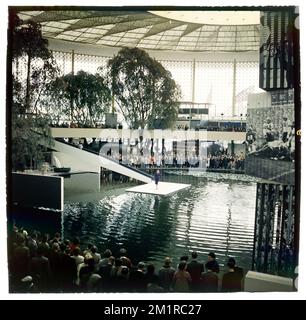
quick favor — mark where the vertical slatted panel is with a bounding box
[253,182,296,276]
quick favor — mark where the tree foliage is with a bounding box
[108,47,181,129]
[11,13,57,170]
[48,70,111,126]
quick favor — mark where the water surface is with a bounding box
[63,173,256,271]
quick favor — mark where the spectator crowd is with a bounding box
[8,225,245,293]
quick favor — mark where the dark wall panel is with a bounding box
[11,173,63,211]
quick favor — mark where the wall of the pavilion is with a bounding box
[46,39,261,119]
[246,7,299,279]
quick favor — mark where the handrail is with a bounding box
[54,138,154,179]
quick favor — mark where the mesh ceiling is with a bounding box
[17,10,260,52]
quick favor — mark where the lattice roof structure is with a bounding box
[17,9,261,52]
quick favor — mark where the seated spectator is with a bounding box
[200,261,219,292]
[222,259,243,292]
[207,252,219,273]
[172,261,192,292]
[187,251,204,292]
[158,257,175,292]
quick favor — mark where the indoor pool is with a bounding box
[62,172,257,271]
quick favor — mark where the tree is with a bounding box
[12,13,58,114]
[10,12,58,170]
[48,70,111,127]
[108,47,181,129]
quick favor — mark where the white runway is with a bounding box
[126,181,191,196]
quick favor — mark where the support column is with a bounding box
[232,58,237,117]
[119,138,122,163]
[162,138,165,166]
[71,50,75,75]
[150,138,153,155]
[173,141,177,166]
[192,59,196,103]
[231,140,235,155]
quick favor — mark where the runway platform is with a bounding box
[126,181,191,196]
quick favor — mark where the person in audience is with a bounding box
[69,237,80,253]
[8,224,248,294]
[172,261,192,292]
[281,116,290,143]
[71,247,84,266]
[112,258,123,279]
[207,252,220,273]
[39,234,50,257]
[50,232,61,245]
[100,256,116,291]
[227,257,244,290]
[48,242,62,291]
[83,244,93,257]
[11,233,30,282]
[119,248,132,269]
[144,264,160,289]
[200,261,219,292]
[129,262,147,292]
[180,255,189,263]
[115,266,130,292]
[78,255,97,291]
[147,276,164,293]
[221,259,243,292]
[29,246,51,291]
[158,257,175,292]
[27,231,38,258]
[58,247,77,292]
[94,250,109,271]
[90,245,101,265]
[187,251,204,292]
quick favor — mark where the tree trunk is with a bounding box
[25,54,32,111]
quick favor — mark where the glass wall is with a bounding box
[49,50,261,117]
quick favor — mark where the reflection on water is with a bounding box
[63,173,256,271]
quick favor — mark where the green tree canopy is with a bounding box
[10,12,57,170]
[48,70,112,126]
[108,47,181,129]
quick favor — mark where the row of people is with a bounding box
[8,226,244,293]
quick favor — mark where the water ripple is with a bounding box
[63,173,256,271]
